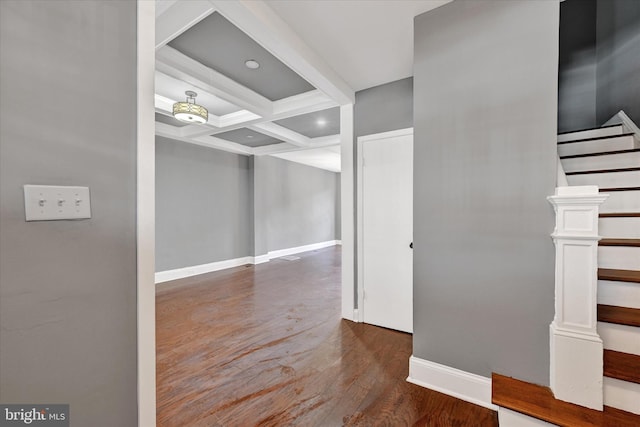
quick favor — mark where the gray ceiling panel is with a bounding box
[214,128,283,148]
[169,12,315,101]
[155,112,189,127]
[274,107,340,138]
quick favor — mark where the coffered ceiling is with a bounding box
[154,0,451,172]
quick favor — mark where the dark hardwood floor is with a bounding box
[156,246,498,426]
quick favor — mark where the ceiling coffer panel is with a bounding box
[274,107,340,138]
[169,12,315,101]
[214,128,284,148]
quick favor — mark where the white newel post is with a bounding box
[547,186,609,410]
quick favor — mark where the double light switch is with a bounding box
[24,185,91,221]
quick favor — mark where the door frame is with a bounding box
[356,127,414,323]
[137,1,156,425]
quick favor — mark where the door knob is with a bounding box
[409,242,413,249]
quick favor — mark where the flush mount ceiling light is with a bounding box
[316,118,327,127]
[245,59,260,70]
[173,91,208,124]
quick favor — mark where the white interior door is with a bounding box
[360,131,413,333]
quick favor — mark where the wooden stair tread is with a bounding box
[492,373,640,426]
[599,239,640,247]
[601,186,640,192]
[600,212,640,218]
[598,304,640,327]
[604,350,640,384]
[559,148,640,159]
[566,167,640,176]
[598,268,640,283]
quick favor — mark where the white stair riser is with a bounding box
[600,217,640,238]
[603,377,640,415]
[598,246,640,270]
[598,322,640,355]
[498,408,556,426]
[568,170,640,188]
[557,125,624,143]
[562,151,640,173]
[558,135,635,157]
[598,280,640,309]
[600,191,640,213]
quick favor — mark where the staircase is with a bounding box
[558,122,640,416]
[493,120,640,426]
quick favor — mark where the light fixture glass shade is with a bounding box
[173,91,208,124]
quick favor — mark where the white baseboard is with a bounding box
[155,256,254,284]
[498,408,555,426]
[155,240,339,284]
[253,254,270,264]
[407,356,497,411]
[268,240,338,259]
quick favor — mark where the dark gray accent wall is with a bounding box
[0,1,137,425]
[414,0,558,385]
[596,0,640,125]
[558,0,640,131]
[259,157,339,252]
[156,136,253,271]
[558,0,598,132]
[355,78,413,138]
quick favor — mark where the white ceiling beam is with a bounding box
[155,121,182,139]
[248,122,310,148]
[179,110,262,139]
[154,94,175,114]
[156,125,254,156]
[210,0,355,105]
[253,134,340,157]
[185,90,337,138]
[252,143,301,156]
[156,46,272,117]
[308,134,341,148]
[156,0,214,49]
[272,90,338,117]
[218,110,263,128]
[191,135,254,156]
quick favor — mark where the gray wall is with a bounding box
[413,0,558,385]
[596,0,640,125]
[0,1,137,425]
[156,136,253,271]
[156,139,340,270]
[257,156,339,252]
[355,77,413,138]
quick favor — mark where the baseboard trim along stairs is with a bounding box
[492,374,640,426]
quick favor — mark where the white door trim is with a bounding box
[341,104,356,321]
[357,127,414,323]
[137,1,156,425]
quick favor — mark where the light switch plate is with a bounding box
[24,185,91,221]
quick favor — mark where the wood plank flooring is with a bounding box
[156,246,498,426]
